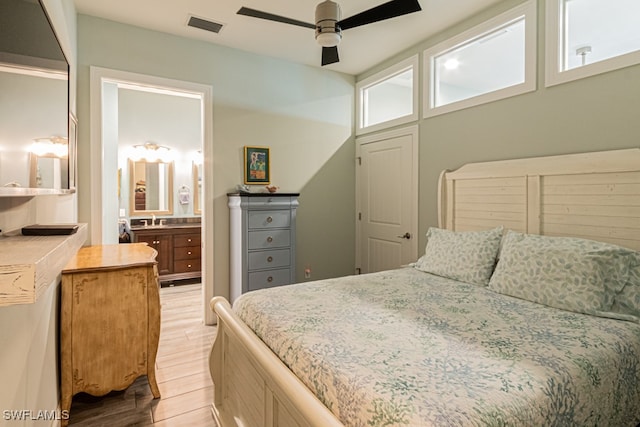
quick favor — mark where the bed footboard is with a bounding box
[209,296,343,427]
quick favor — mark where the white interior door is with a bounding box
[356,125,419,274]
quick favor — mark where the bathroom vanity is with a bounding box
[130,221,201,283]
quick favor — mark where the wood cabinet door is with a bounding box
[155,234,172,275]
[70,267,149,395]
[136,234,172,276]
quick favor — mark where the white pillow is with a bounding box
[414,226,503,286]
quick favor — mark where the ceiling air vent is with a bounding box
[187,15,224,34]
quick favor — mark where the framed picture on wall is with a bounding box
[244,146,270,184]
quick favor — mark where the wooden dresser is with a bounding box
[60,243,161,426]
[228,193,299,302]
[131,224,201,283]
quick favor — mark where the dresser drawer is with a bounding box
[174,233,201,247]
[248,249,290,271]
[174,259,201,274]
[174,245,201,261]
[248,268,291,291]
[248,196,293,209]
[248,210,290,229]
[248,229,290,250]
[228,193,298,301]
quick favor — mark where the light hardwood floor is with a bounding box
[67,283,218,426]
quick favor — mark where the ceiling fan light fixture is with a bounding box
[315,0,342,47]
[316,32,341,47]
[237,0,423,66]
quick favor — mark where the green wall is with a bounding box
[76,15,357,300]
[357,0,640,253]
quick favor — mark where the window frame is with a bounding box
[423,0,537,118]
[545,0,640,87]
[355,55,419,135]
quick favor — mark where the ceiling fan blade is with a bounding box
[338,0,421,31]
[321,46,340,66]
[237,7,316,29]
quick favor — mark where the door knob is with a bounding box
[397,232,411,239]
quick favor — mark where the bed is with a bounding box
[209,148,640,427]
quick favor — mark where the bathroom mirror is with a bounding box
[193,161,202,215]
[129,159,173,216]
[0,0,71,195]
[29,152,69,189]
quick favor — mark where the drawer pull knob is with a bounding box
[267,256,273,262]
[187,238,192,242]
[187,251,192,255]
[187,264,192,268]
[266,216,273,223]
[267,236,273,243]
[267,276,273,282]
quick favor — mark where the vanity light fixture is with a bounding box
[30,136,68,158]
[131,142,172,162]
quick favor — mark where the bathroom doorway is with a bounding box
[89,67,215,324]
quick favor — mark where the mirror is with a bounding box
[193,161,202,215]
[0,0,71,195]
[129,159,173,216]
[29,152,69,189]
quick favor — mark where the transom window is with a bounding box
[546,0,640,86]
[356,55,418,135]
[423,1,536,117]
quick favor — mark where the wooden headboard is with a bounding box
[438,149,640,251]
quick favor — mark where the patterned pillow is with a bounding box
[414,226,503,286]
[488,231,635,316]
[610,251,640,320]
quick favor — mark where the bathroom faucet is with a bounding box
[151,214,156,226]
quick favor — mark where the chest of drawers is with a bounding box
[228,193,299,302]
[60,244,161,425]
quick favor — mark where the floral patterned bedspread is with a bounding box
[233,268,640,427]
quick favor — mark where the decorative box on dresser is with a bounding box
[60,243,161,426]
[228,193,299,302]
[131,224,201,283]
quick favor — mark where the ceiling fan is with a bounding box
[237,0,422,66]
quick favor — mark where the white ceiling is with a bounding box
[73,0,504,75]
